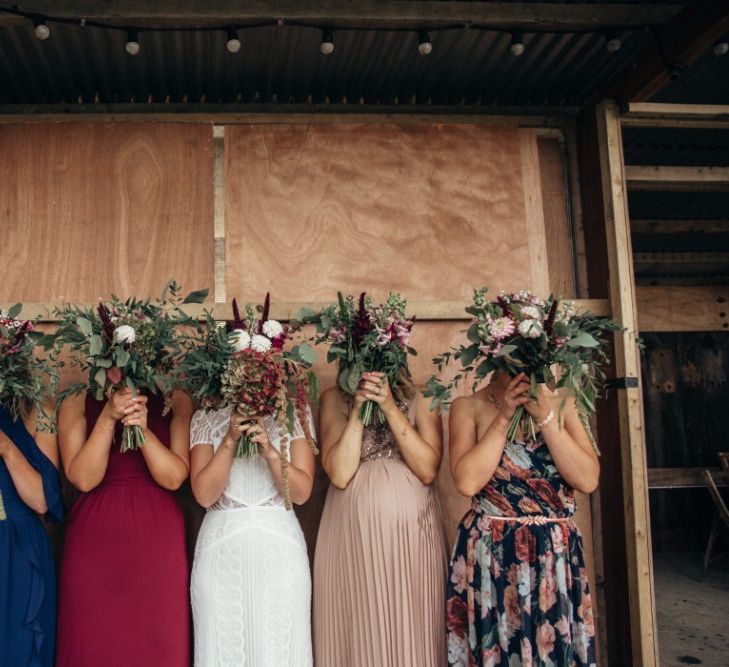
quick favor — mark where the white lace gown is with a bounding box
[190,405,314,667]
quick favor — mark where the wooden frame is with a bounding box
[626,166,729,192]
[622,103,729,129]
[648,467,728,489]
[0,2,682,30]
[596,99,657,667]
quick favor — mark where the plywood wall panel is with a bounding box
[0,123,214,302]
[225,124,546,302]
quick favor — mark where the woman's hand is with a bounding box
[120,395,148,431]
[496,373,532,420]
[356,372,397,416]
[523,382,551,423]
[221,404,253,449]
[102,388,136,421]
[243,417,275,459]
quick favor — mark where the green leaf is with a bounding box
[466,322,481,344]
[36,334,57,350]
[115,347,130,368]
[296,342,318,365]
[93,367,107,388]
[296,307,319,322]
[7,303,22,319]
[89,334,103,356]
[459,343,480,366]
[76,317,93,335]
[183,288,209,304]
[567,332,600,348]
[495,344,518,357]
[96,357,113,368]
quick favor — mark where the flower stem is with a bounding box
[235,432,258,458]
[120,424,146,453]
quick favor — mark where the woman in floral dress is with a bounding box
[447,371,599,667]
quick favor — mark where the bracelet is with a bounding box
[536,409,555,430]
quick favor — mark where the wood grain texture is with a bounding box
[0,123,214,302]
[538,136,576,298]
[225,124,545,302]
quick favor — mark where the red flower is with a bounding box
[446,596,468,639]
[107,366,123,385]
[352,292,371,343]
[483,486,518,517]
[514,525,536,562]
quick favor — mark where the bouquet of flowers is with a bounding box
[302,292,416,426]
[47,281,207,452]
[425,288,624,450]
[0,304,58,429]
[178,293,318,487]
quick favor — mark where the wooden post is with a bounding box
[582,101,659,667]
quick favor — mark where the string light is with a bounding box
[605,32,622,53]
[226,27,241,53]
[510,33,525,57]
[33,18,50,40]
[320,27,334,55]
[713,40,728,57]
[418,30,432,56]
[125,29,140,56]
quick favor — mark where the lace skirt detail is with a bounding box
[191,506,312,667]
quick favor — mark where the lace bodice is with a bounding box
[360,400,414,462]
[190,405,315,509]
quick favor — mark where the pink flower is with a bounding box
[487,316,515,341]
[107,366,123,385]
[446,596,468,639]
[450,555,469,594]
[520,637,534,667]
[503,583,522,634]
[538,556,557,612]
[481,645,501,667]
[536,621,556,661]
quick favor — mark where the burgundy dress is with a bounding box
[56,394,189,667]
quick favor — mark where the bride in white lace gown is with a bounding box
[189,404,316,667]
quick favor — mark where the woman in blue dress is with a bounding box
[0,402,63,667]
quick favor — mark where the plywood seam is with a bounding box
[213,126,226,303]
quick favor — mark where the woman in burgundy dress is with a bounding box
[56,388,192,667]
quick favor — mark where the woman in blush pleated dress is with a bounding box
[189,403,317,667]
[0,402,63,667]
[56,388,192,667]
[313,370,448,667]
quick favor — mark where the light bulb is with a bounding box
[606,33,622,53]
[320,28,334,55]
[226,28,241,53]
[126,30,140,55]
[34,20,50,40]
[714,41,729,57]
[418,30,432,56]
[510,33,525,57]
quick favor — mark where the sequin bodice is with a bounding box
[360,401,409,462]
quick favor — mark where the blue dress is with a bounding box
[0,404,63,667]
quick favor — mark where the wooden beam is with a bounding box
[6,289,729,331]
[593,0,729,104]
[631,219,729,235]
[622,103,729,129]
[648,467,727,489]
[0,105,573,127]
[594,99,659,667]
[0,299,610,323]
[634,251,729,265]
[636,286,729,332]
[626,166,729,192]
[0,2,682,30]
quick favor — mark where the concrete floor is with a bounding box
[654,551,729,667]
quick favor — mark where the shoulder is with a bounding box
[320,386,347,411]
[171,390,193,416]
[450,391,482,417]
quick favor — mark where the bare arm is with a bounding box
[59,389,138,492]
[128,391,191,491]
[450,375,532,497]
[0,409,59,514]
[190,409,243,508]
[360,373,443,485]
[528,392,600,493]
[319,387,365,490]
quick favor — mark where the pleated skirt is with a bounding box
[313,458,448,667]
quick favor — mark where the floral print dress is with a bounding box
[446,436,596,667]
